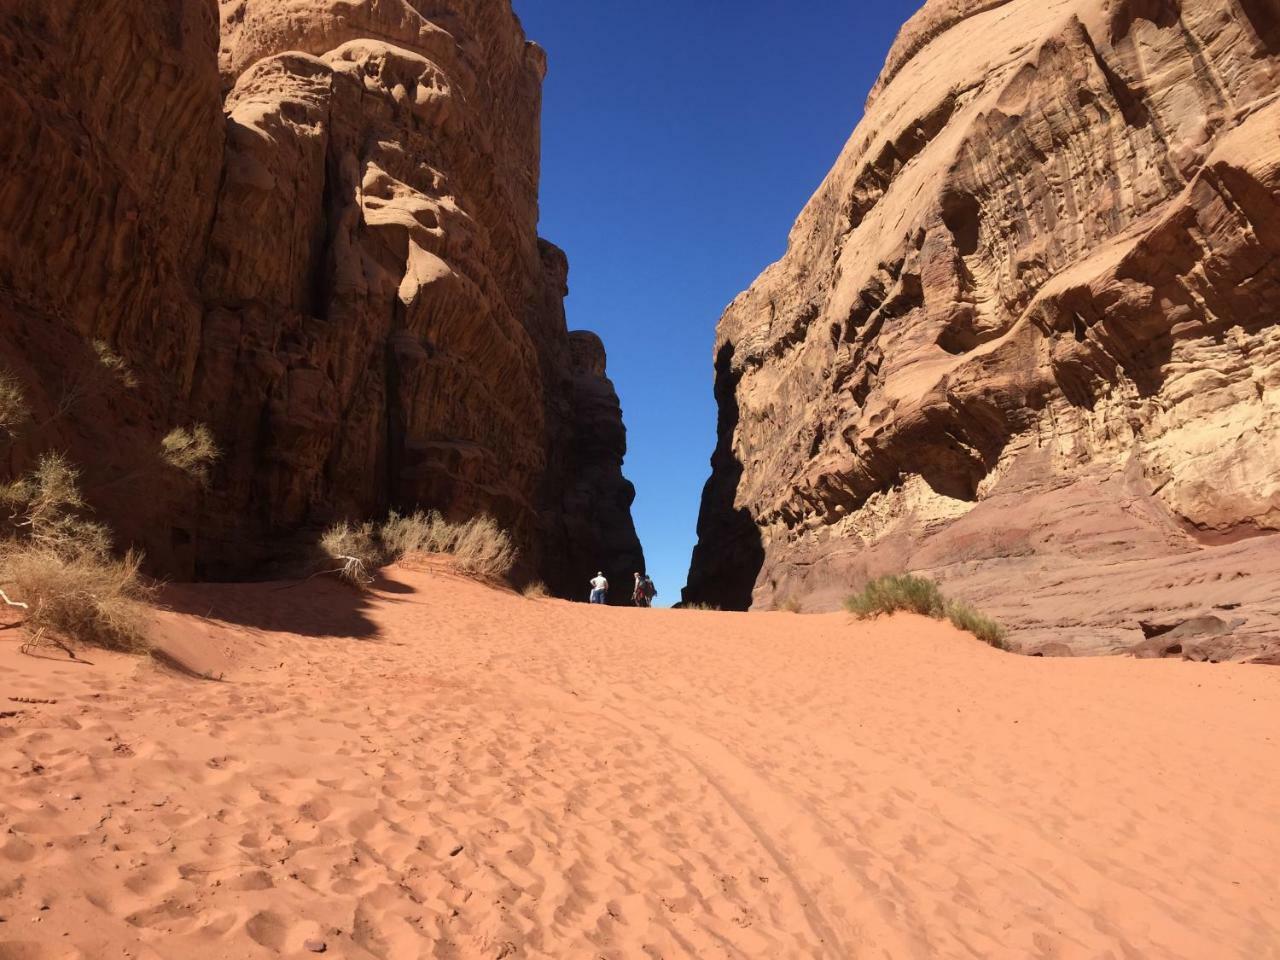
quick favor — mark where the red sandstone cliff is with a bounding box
[0,0,642,590]
[687,0,1280,659]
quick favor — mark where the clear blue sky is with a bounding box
[513,1,920,604]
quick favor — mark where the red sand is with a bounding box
[2,561,1278,959]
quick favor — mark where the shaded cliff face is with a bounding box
[687,0,1280,659]
[0,0,641,590]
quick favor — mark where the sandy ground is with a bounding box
[1,561,1278,960]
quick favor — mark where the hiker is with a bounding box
[632,572,648,608]
[643,575,657,606]
[589,571,609,604]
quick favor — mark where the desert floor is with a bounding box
[1,562,1277,959]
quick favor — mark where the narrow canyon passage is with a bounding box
[3,566,1277,959]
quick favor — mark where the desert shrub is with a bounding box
[0,371,28,438]
[318,520,382,588]
[679,602,721,612]
[161,424,220,485]
[945,601,1008,650]
[844,574,945,619]
[782,597,803,614]
[521,580,550,599]
[1,453,112,558]
[380,509,455,557]
[379,510,517,579]
[1,544,152,652]
[91,340,139,389]
[845,573,1008,649]
[320,510,519,588]
[449,516,517,578]
[0,453,151,653]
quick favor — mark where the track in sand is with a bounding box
[1,561,1278,959]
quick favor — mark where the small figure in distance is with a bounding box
[643,574,657,607]
[632,572,648,608]
[589,570,609,605]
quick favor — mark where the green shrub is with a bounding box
[945,601,1009,650]
[844,574,944,619]
[845,574,1008,650]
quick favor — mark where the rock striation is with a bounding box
[0,0,642,590]
[687,0,1280,659]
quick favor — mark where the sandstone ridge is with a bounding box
[687,0,1280,659]
[0,0,643,595]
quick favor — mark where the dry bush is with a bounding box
[319,510,519,588]
[0,544,152,652]
[845,574,1008,650]
[844,574,944,619]
[679,602,721,612]
[0,371,29,438]
[379,510,517,579]
[380,509,455,557]
[91,340,139,389]
[449,516,517,578]
[318,521,382,588]
[0,453,152,653]
[161,424,220,486]
[1,453,111,558]
[782,597,803,614]
[521,580,550,599]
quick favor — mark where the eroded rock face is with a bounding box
[687,0,1280,659]
[0,0,642,589]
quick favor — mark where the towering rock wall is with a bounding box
[0,0,643,589]
[687,0,1280,659]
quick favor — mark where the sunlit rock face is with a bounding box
[0,0,642,588]
[687,0,1280,659]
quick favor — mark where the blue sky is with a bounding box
[513,1,920,603]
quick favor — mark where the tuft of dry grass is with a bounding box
[0,370,29,438]
[0,453,152,653]
[679,602,721,612]
[91,339,139,389]
[319,510,519,590]
[161,425,220,486]
[521,580,550,599]
[318,521,381,588]
[845,574,1008,649]
[0,544,153,653]
[380,510,517,579]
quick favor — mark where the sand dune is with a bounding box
[1,561,1278,959]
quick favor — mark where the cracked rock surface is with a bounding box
[687,0,1280,658]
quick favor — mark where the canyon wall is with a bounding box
[0,0,642,591]
[687,0,1280,659]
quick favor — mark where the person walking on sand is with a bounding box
[643,574,657,607]
[632,572,648,608]
[589,571,609,605]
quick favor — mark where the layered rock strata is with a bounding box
[687,0,1280,659]
[0,0,643,589]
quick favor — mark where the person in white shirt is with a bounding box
[589,572,609,605]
